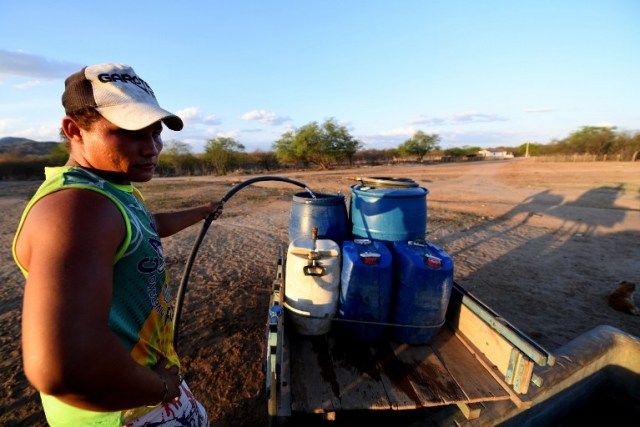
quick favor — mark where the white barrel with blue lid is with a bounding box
[284,228,341,335]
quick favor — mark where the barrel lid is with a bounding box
[292,191,345,204]
[351,184,428,197]
[354,177,419,188]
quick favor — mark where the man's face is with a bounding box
[75,116,163,183]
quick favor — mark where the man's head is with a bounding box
[60,64,180,183]
[62,63,183,132]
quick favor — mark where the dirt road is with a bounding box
[1,159,638,426]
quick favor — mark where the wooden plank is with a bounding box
[453,330,532,409]
[447,300,537,396]
[456,402,483,419]
[287,325,528,415]
[450,303,516,379]
[386,341,468,407]
[449,284,555,366]
[289,334,339,413]
[323,334,391,410]
[512,352,535,394]
[431,327,510,402]
[371,342,424,410]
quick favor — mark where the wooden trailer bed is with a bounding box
[265,249,555,424]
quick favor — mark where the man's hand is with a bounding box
[151,357,182,404]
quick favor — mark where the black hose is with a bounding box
[172,176,309,350]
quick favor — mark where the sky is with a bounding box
[1,0,639,153]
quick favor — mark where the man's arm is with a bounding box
[153,201,223,238]
[17,189,180,411]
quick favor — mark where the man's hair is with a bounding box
[59,107,104,148]
[68,107,104,129]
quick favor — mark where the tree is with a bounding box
[397,131,441,162]
[557,126,616,156]
[248,150,279,171]
[158,140,203,176]
[444,146,481,158]
[204,136,245,175]
[48,143,69,165]
[324,119,362,166]
[516,142,543,157]
[273,118,362,169]
[354,148,398,165]
[272,130,299,165]
[614,131,640,161]
[162,139,192,156]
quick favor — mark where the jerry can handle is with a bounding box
[303,260,325,276]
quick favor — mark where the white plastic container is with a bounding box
[285,235,341,335]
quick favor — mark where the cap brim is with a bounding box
[97,103,183,131]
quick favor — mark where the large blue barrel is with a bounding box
[350,181,428,246]
[289,191,349,244]
[391,241,454,345]
[338,239,393,342]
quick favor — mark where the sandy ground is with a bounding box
[1,159,639,426]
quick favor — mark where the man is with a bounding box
[12,63,221,426]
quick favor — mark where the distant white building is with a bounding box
[477,149,514,159]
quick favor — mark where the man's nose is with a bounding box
[141,137,161,156]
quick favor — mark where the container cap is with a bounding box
[424,255,442,268]
[360,251,381,265]
[354,238,372,245]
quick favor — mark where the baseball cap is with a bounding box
[62,63,183,131]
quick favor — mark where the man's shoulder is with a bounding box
[31,188,123,227]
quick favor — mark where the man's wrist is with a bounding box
[147,374,168,407]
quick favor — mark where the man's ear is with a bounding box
[61,116,83,143]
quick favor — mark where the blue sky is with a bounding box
[1,0,638,153]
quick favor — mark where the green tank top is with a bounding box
[12,166,180,426]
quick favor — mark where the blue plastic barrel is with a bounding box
[350,184,428,246]
[338,239,393,342]
[391,241,454,344]
[288,191,349,244]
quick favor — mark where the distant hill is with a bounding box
[0,137,60,156]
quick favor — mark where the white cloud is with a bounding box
[408,115,445,126]
[524,108,554,113]
[14,124,61,141]
[594,121,615,128]
[241,109,291,126]
[378,127,417,137]
[15,79,44,89]
[438,129,520,148]
[452,112,507,123]
[216,130,240,139]
[176,107,221,126]
[355,128,416,149]
[409,112,507,125]
[0,49,81,80]
[359,127,523,150]
[0,118,19,133]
